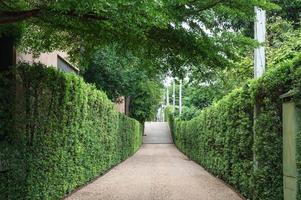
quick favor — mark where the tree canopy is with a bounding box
[83,45,143,101]
[179,15,301,114]
[82,45,163,122]
[1,0,278,77]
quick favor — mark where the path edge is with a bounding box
[62,147,142,200]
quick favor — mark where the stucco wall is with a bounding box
[16,51,69,69]
[17,51,127,114]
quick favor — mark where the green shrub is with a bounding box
[129,80,162,123]
[167,54,301,199]
[0,63,142,200]
[164,106,175,138]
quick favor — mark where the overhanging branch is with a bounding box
[0,9,109,24]
[0,9,40,24]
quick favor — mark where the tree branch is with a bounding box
[0,9,109,24]
[0,9,41,24]
[65,11,109,21]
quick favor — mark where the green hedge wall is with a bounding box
[0,63,142,200]
[167,54,301,200]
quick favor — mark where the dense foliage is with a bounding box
[0,63,142,200]
[271,0,301,25]
[129,80,162,123]
[83,45,143,101]
[1,0,279,74]
[1,1,301,199]
[181,17,301,112]
[166,53,301,200]
[83,45,163,123]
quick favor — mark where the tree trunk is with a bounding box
[0,36,15,72]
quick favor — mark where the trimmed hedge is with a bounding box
[0,63,142,200]
[167,54,301,199]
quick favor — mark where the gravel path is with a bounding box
[65,122,243,200]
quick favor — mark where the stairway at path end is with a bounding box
[143,122,173,144]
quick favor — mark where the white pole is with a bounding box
[253,6,266,172]
[179,79,182,116]
[173,79,176,113]
[162,107,165,122]
[254,6,266,78]
[166,87,169,106]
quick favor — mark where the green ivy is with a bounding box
[0,63,142,200]
[166,53,301,200]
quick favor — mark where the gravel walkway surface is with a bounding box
[65,122,243,200]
